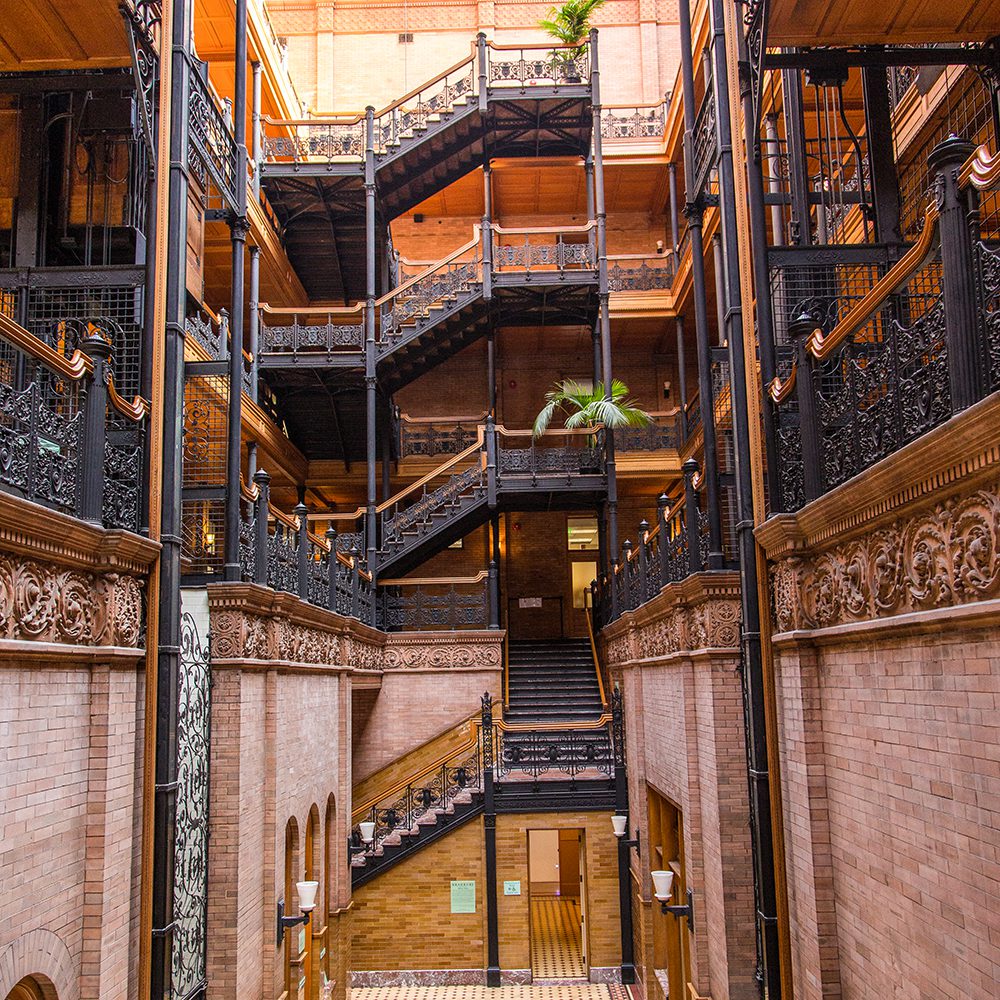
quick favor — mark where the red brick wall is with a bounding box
[774,620,1000,1000]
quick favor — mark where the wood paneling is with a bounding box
[0,0,129,71]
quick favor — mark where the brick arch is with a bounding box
[0,930,78,1000]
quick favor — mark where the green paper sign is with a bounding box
[450,879,476,913]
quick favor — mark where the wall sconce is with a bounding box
[276,880,319,946]
[651,870,694,931]
[612,814,640,856]
[349,821,377,856]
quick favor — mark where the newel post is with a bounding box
[621,539,633,610]
[295,502,310,600]
[683,458,702,575]
[253,468,270,586]
[77,335,111,525]
[350,546,361,619]
[789,304,825,502]
[929,135,983,412]
[636,521,649,602]
[656,492,670,586]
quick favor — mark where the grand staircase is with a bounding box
[505,639,605,724]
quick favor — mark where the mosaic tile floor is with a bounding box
[353,986,629,1000]
[530,897,585,981]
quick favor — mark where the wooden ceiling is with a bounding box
[767,0,1000,46]
[0,0,130,72]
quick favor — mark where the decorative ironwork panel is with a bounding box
[608,258,675,292]
[181,499,226,577]
[400,418,480,457]
[172,602,211,1000]
[380,259,481,349]
[497,443,603,477]
[267,524,298,595]
[601,105,666,140]
[496,726,613,781]
[187,58,241,209]
[381,464,485,547]
[263,122,365,162]
[616,417,680,452]
[492,238,594,273]
[103,425,142,531]
[976,241,1000,392]
[260,320,364,356]
[489,50,589,87]
[238,504,256,582]
[382,581,488,630]
[183,375,228,488]
[185,310,226,361]
[375,67,475,154]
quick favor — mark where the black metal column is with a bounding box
[590,28,618,560]
[668,160,680,251]
[152,0,191,992]
[678,0,724,567]
[223,0,249,582]
[482,695,501,986]
[706,0,781,994]
[862,62,903,247]
[676,316,688,439]
[489,513,501,629]
[251,60,262,199]
[248,244,260,403]
[365,106,378,569]
[612,689,636,984]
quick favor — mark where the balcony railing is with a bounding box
[767,141,1000,512]
[607,252,675,291]
[378,572,490,631]
[398,412,487,458]
[0,311,149,530]
[257,304,365,359]
[601,98,669,140]
[594,459,709,628]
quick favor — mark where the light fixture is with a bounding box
[359,821,375,844]
[612,814,640,856]
[276,880,320,946]
[652,869,695,931]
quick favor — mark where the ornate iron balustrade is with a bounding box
[595,460,710,628]
[496,428,604,481]
[187,57,242,209]
[492,229,595,272]
[350,737,483,863]
[185,308,228,361]
[375,63,476,154]
[601,101,668,140]
[258,306,365,358]
[615,411,681,452]
[399,414,485,457]
[608,254,675,291]
[488,43,589,88]
[235,471,378,625]
[381,463,486,550]
[379,575,489,631]
[262,117,365,162]
[692,88,717,196]
[495,725,614,782]
[767,141,1000,512]
[0,311,148,530]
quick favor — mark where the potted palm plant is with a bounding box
[538,0,606,82]
[533,379,651,469]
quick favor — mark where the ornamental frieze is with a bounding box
[771,483,1000,632]
[0,553,144,648]
[382,634,503,670]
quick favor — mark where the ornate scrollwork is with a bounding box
[382,633,502,669]
[772,481,1000,631]
[0,553,144,647]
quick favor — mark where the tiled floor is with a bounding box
[353,987,629,1000]
[530,897,585,981]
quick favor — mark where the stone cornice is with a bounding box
[600,571,742,668]
[0,490,159,576]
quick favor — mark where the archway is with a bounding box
[5,975,56,1000]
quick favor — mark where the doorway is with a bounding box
[527,828,588,981]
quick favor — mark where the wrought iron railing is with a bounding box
[185,306,254,395]
[187,56,242,209]
[0,310,148,530]
[615,410,681,451]
[607,252,676,291]
[602,99,669,140]
[595,459,710,628]
[767,141,1000,512]
[378,573,489,630]
[262,36,590,165]
[398,412,486,457]
[491,224,596,273]
[238,470,377,625]
[257,304,365,359]
[691,88,717,196]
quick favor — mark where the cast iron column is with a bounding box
[365,106,378,569]
[251,60,262,199]
[668,160,680,250]
[248,244,260,403]
[676,315,688,439]
[707,0,780,993]
[590,28,618,560]
[224,0,249,581]
[489,513,500,629]
[482,694,501,985]
[678,0,724,567]
[612,688,636,984]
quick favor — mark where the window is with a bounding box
[567,515,599,551]
[572,560,597,608]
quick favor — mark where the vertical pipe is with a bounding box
[585,153,596,257]
[712,234,726,346]
[783,70,812,247]
[678,0,724,568]
[675,316,688,439]
[862,64,903,246]
[248,244,260,403]
[705,0,781,994]
[487,332,497,416]
[590,28,618,560]
[763,114,784,246]
[489,513,500,629]
[251,60,262,199]
[151,0,192,991]
[365,106,378,570]
[668,160,680,251]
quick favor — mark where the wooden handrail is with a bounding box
[377,231,481,307]
[377,570,489,587]
[806,204,940,361]
[259,301,364,321]
[262,111,366,127]
[399,410,488,425]
[375,425,486,513]
[768,363,797,405]
[107,374,150,422]
[585,598,607,708]
[492,221,595,236]
[958,144,1000,191]
[607,251,674,262]
[326,507,366,523]
[0,313,93,381]
[486,39,586,52]
[374,53,477,119]
[495,424,599,438]
[603,99,669,110]
[496,712,612,732]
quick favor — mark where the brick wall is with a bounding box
[600,572,756,1000]
[350,809,620,981]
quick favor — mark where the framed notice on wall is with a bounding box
[450,879,476,913]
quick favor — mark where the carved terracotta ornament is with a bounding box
[382,636,503,670]
[771,484,1000,632]
[0,554,144,647]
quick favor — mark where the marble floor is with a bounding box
[530,897,586,980]
[353,986,630,1000]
